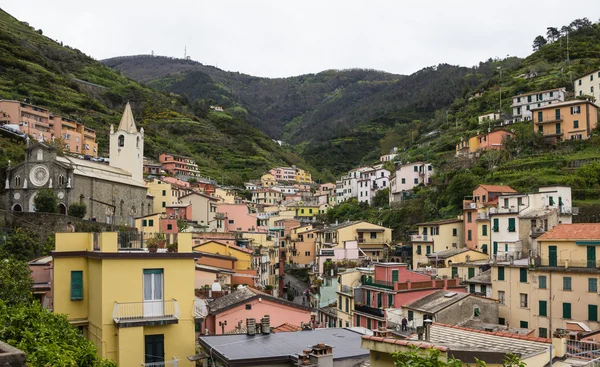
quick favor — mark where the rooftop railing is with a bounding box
[142,358,179,366]
[112,299,179,324]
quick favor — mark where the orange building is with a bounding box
[532,100,599,142]
[159,153,201,178]
[0,100,98,156]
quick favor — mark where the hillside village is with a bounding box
[1,8,600,367]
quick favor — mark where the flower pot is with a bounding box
[148,247,158,253]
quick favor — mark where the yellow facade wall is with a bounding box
[195,241,252,270]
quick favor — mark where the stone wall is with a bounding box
[0,341,26,367]
[437,296,499,325]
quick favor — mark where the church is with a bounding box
[3,103,153,226]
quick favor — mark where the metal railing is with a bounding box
[117,232,178,250]
[541,259,600,268]
[354,304,385,318]
[477,212,489,220]
[112,299,180,323]
[362,278,394,290]
[338,285,353,295]
[567,340,600,361]
[142,358,179,366]
[358,238,386,244]
[411,234,431,242]
[537,114,564,123]
[559,206,579,215]
[489,206,520,214]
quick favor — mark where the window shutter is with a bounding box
[70,271,83,300]
[563,303,571,319]
[498,267,504,281]
[539,300,547,317]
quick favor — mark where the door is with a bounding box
[144,269,164,317]
[145,334,164,364]
[555,123,561,135]
[549,246,557,267]
[587,246,596,268]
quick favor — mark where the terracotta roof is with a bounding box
[476,184,516,193]
[273,323,302,332]
[416,218,463,226]
[537,223,600,241]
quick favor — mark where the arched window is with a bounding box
[136,136,140,148]
[36,149,43,161]
[58,175,66,186]
[15,176,21,187]
[118,135,125,147]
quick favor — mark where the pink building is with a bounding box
[316,240,360,274]
[269,167,296,181]
[165,203,193,220]
[202,287,313,335]
[217,203,262,232]
[162,176,191,189]
[354,263,465,330]
[477,129,513,151]
[159,153,201,178]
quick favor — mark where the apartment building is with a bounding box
[532,100,599,142]
[146,178,187,214]
[251,188,283,205]
[511,87,565,122]
[158,153,201,178]
[491,224,600,338]
[478,112,501,124]
[269,167,296,181]
[336,269,366,327]
[52,232,196,366]
[380,147,398,162]
[288,225,317,266]
[455,130,513,158]
[179,192,219,229]
[295,168,313,183]
[336,167,373,204]
[357,166,390,205]
[411,218,463,269]
[316,221,392,259]
[0,99,98,156]
[389,162,434,203]
[575,68,600,102]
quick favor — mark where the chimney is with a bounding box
[246,318,256,336]
[307,343,334,367]
[424,318,433,342]
[261,315,271,335]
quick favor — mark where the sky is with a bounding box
[2,1,599,78]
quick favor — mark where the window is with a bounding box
[367,318,372,330]
[370,232,377,239]
[228,220,234,224]
[416,246,421,255]
[401,178,405,184]
[574,120,579,129]
[482,195,486,203]
[469,284,475,293]
[517,197,522,206]
[539,275,547,289]
[414,178,418,184]
[356,315,360,327]
[148,219,154,226]
[426,246,431,255]
[339,295,342,310]
[167,224,172,230]
[467,230,472,241]
[142,220,147,226]
[498,291,505,305]
[467,212,472,223]
[70,271,83,300]
[592,74,595,81]
[246,304,252,310]
[452,228,457,236]
[520,268,527,283]
[493,218,499,232]
[520,293,528,308]
[571,106,581,114]
[413,166,418,172]
[537,111,543,122]
[539,328,548,338]
[162,202,166,208]
[474,307,480,317]
[482,225,488,236]
[579,80,582,86]
[498,267,505,281]
[14,176,21,187]
[520,321,528,328]
[563,303,572,319]
[118,135,125,147]
[589,278,598,292]
[590,305,598,322]
[563,277,572,291]
[480,284,487,294]
[388,294,393,308]
[162,190,166,196]
[305,251,310,256]
[345,298,349,312]
[468,268,475,279]
[539,300,547,317]
[508,218,516,232]
[499,317,505,325]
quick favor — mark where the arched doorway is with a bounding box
[12,204,22,212]
[58,203,67,215]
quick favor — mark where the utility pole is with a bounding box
[497,66,503,117]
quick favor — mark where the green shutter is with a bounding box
[539,328,548,338]
[539,276,547,289]
[377,293,382,308]
[356,315,360,327]
[520,321,528,328]
[539,301,547,317]
[339,295,342,310]
[520,268,527,283]
[367,318,372,330]
[549,196,555,206]
[452,267,458,278]
[366,290,371,306]
[499,317,505,325]
[426,246,431,255]
[469,284,475,293]
[493,242,498,255]
[589,278,598,292]
[549,246,557,267]
[587,246,596,268]
[589,305,598,322]
[482,225,487,236]
[563,277,571,291]
[468,268,475,279]
[498,267,505,281]
[70,271,83,300]
[563,303,572,319]
[149,219,154,226]
[508,218,516,232]
[388,294,393,308]
[493,218,499,232]
[391,270,398,283]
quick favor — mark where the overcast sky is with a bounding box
[3,1,599,78]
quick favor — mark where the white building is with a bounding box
[357,167,390,204]
[478,113,501,124]
[389,162,434,203]
[574,69,600,103]
[511,88,565,122]
[336,167,372,204]
[271,185,298,196]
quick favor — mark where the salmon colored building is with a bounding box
[202,287,313,335]
[165,203,193,220]
[532,100,599,142]
[217,203,261,232]
[477,129,513,150]
[353,263,465,330]
[159,153,201,178]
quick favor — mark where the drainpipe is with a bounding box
[549,272,552,337]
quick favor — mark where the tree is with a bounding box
[481,150,504,177]
[532,35,547,51]
[177,218,189,232]
[1,228,43,261]
[445,172,478,209]
[68,203,87,218]
[34,188,58,213]
[372,188,390,208]
[391,346,525,367]
[0,258,33,306]
[546,27,560,43]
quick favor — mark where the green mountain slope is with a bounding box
[103,56,495,173]
[0,8,324,186]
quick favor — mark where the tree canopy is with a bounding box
[33,188,58,213]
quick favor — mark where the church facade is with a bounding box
[3,103,153,226]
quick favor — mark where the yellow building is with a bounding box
[336,269,367,328]
[52,232,196,366]
[288,202,320,218]
[288,225,317,266]
[135,213,162,233]
[146,178,181,214]
[426,248,489,279]
[213,187,238,204]
[411,218,464,269]
[261,173,277,187]
[295,168,312,183]
[492,224,600,338]
[455,135,480,157]
[316,220,392,259]
[193,240,253,270]
[532,100,599,142]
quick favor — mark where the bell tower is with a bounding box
[109,102,144,183]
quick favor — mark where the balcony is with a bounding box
[540,259,600,269]
[411,234,433,243]
[358,237,385,245]
[463,201,477,210]
[477,212,490,220]
[354,304,385,318]
[488,206,519,214]
[530,227,547,238]
[338,285,354,296]
[559,206,579,215]
[112,299,180,327]
[362,278,394,290]
[215,212,227,220]
[143,358,180,366]
[536,114,564,124]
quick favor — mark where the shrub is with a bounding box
[68,203,87,218]
[33,189,58,213]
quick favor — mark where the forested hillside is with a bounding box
[0,8,324,187]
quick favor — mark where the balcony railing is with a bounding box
[354,304,385,318]
[410,234,432,242]
[143,358,179,366]
[477,212,490,220]
[489,206,520,214]
[358,237,385,245]
[362,278,394,290]
[215,212,227,220]
[112,299,180,324]
[530,228,547,238]
[559,206,579,215]
[540,259,600,269]
[338,285,353,295]
[536,114,564,124]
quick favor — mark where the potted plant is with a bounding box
[146,237,159,253]
[154,233,166,248]
[167,242,178,253]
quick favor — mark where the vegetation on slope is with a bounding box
[0,8,324,185]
